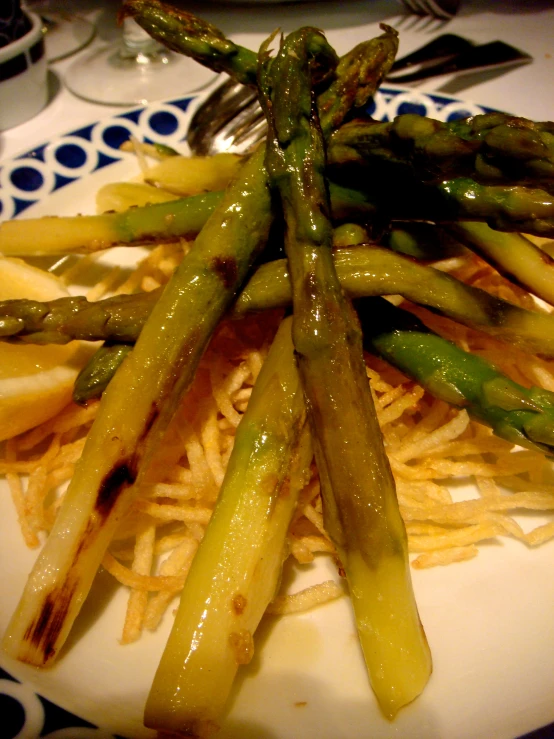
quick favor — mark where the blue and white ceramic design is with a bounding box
[0,88,487,223]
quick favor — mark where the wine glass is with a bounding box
[23,1,96,62]
[64,13,216,106]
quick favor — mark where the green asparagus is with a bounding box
[360,297,554,455]
[328,113,554,191]
[3,165,554,257]
[120,0,260,86]
[122,0,398,105]
[326,168,554,237]
[0,191,224,256]
[239,246,554,358]
[6,247,554,361]
[410,178,554,237]
[5,169,554,258]
[259,27,431,718]
[144,316,313,735]
[0,290,160,344]
[0,180,384,257]
[73,343,133,405]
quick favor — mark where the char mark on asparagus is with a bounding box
[22,581,78,664]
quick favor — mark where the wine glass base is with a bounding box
[64,44,217,106]
[43,14,96,63]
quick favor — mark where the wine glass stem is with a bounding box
[119,17,163,61]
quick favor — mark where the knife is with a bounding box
[386,39,532,84]
[388,34,475,74]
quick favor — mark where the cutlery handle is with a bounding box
[390,33,473,73]
[388,40,532,83]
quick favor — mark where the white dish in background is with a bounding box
[0,89,553,739]
[43,13,96,63]
[0,12,48,131]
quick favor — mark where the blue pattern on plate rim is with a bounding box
[1,88,551,739]
[0,665,126,738]
[0,88,488,223]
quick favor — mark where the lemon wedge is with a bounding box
[0,257,89,441]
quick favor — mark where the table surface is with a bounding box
[2,0,554,162]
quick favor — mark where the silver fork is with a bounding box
[400,0,460,20]
[187,78,266,157]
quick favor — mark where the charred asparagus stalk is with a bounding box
[260,28,431,718]
[238,246,554,358]
[6,247,554,361]
[328,113,554,191]
[0,290,161,344]
[2,146,272,667]
[145,316,312,736]
[327,168,554,237]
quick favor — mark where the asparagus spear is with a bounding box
[327,165,554,237]
[0,191,224,256]
[0,180,382,257]
[328,113,554,191]
[6,246,554,360]
[360,297,554,456]
[121,0,398,103]
[73,343,133,405]
[312,26,398,129]
[238,246,554,358]
[0,289,161,344]
[144,316,313,736]
[3,168,554,257]
[447,221,554,306]
[2,146,272,667]
[259,28,431,718]
[5,170,554,258]
[120,0,260,86]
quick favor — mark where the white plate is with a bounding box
[1,89,553,739]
